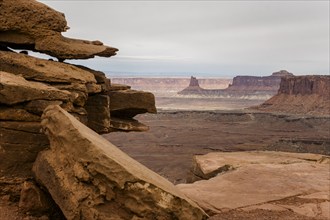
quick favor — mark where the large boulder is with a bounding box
[33,105,207,220]
[177,151,329,219]
[0,0,118,60]
[109,89,157,118]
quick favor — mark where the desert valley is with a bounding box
[0,0,329,220]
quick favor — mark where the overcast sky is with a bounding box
[40,0,329,77]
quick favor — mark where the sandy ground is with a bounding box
[104,110,330,184]
[103,110,329,219]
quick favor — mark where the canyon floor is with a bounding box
[104,110,329,219]
[104,110,329,184]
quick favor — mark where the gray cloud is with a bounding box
[40,0,329,76]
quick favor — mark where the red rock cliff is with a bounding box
[278,75,330,96]
[255,75,330,115]
[227,70,293,91]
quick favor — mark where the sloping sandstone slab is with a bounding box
[0,71,71,105]
[177,151,329,218]
[33,105,206,220]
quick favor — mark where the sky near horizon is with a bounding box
[39,0,329,77]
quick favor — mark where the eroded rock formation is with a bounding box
[33,105,206,220]
[0,0,178,219]
[1,10,155,180]
[0,0,118,60]
[254,75,330,115]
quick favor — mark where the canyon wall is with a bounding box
[178,70,293,99]
[227,70,293,91]
[255,75,330,115]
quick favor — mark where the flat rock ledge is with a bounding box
[33,105,207,220]
[177,151,330,219]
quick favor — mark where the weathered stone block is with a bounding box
[108,89,157,118]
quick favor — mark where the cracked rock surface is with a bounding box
[177,151,330,219]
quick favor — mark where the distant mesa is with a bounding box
[271,70,294,77]
[178,70,293,99]
[253,75,330,115]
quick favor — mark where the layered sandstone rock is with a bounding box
[33,105,207,220]
[0,71,72,105]
[254,75,330,115]
[0,0,156,182]
[0,0,157,218]
[0,0,118,60]
[227,70,293,91]
[177,151,330,218]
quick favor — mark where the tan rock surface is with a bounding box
[192,151,328,178]
[177,151,330,218]
[85,94,111,133]
[0,0,118,60]
[0,108,40,121]
[0,51,96,83]
[0,71,71,105]
[33,105,207,220]
[0,122,49,178]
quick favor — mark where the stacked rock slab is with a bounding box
[33,105,206,219]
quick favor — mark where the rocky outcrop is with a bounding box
[177,151,329,218]
[0,0,118,60]
[178,70,293,99]
[33,105,207,220]
[0,0,158,218]
[254,75,330,115]
[0,3,156,180]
